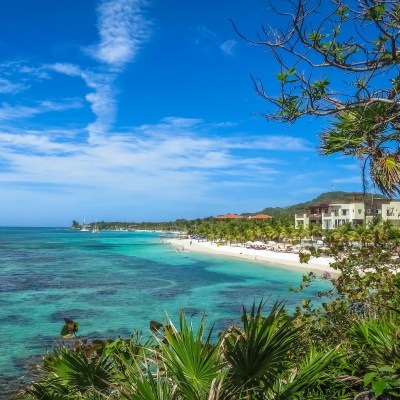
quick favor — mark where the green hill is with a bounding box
[242,191,388,218]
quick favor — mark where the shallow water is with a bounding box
[0,228,330,396]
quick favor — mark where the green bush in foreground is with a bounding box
[13,299,400,400]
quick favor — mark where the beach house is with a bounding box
[295,194,400,229]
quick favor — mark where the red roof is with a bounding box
[215,213,243,219]
[249,214,272,219]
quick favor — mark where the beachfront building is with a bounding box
[380,200,400,227]
[295,195,400,229]
[214,213,243,219]
[214,213,273,220]
[247,214,273,220]
[294,204,329,229]
[321,201,365,229]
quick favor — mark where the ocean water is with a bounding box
[0,227,331,396]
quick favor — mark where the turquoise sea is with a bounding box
[0,227,330,396]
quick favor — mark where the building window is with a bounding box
[342,209,348,216]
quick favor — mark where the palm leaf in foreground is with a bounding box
[221,301,300,397]
[157,312,222,399]
[270,345,344,400]
[120,368,178,400]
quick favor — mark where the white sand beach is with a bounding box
[167,238,338,276]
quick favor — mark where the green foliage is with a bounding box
[60,318,79,339]
[19,302,346,400]
[277,68,297,82]
[350,314,400,397]
[222,301,299,396]
[157,313,221,399]
[235,0,400,195]
[319,103,400,196]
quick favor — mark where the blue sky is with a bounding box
[0,0,362,226]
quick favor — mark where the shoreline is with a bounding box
[166,238,338,276]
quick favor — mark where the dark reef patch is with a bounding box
[0,314,31,325]
[50,308,103,322]
[180,307,202,315]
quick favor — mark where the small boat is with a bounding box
[80,218,90,232]
[92,221,100,234]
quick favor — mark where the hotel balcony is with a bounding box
[295,213,307,219]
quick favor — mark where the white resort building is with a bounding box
[295,193,400,229]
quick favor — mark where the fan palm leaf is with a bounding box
[221,301,300,397]
[44,349,114,396]
[156,312,222,399]
[350,314,400,366]
[25,379,69,400]
[269,345,344,399]
[120,368,178,400]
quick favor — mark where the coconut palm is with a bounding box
[351,225,372,247]
[307,224,322,246]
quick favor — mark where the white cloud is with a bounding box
[46,0,152,143]
[49,63,116,141]
[87,0,151,68]
[0,78,29,94]
[0,99,82,121]
[50,63,82,77]
[0,118,287,197]
[340,163,360,171]
[229,135,312,151]
[0,113,359,224]
[220,39,237,56]
[161,117,203,128]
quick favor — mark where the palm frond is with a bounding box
[350,314,400,366]
[370,153,400,197]
[157,312,222,399]
[61,350,114,393]
[273,345,344,399]
[25,379,69,400]
[120,368,178,400]
[222,301,300,395]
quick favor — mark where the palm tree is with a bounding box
[351,225,372,247]
[319,103,400,197]
[307,223,322,245]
